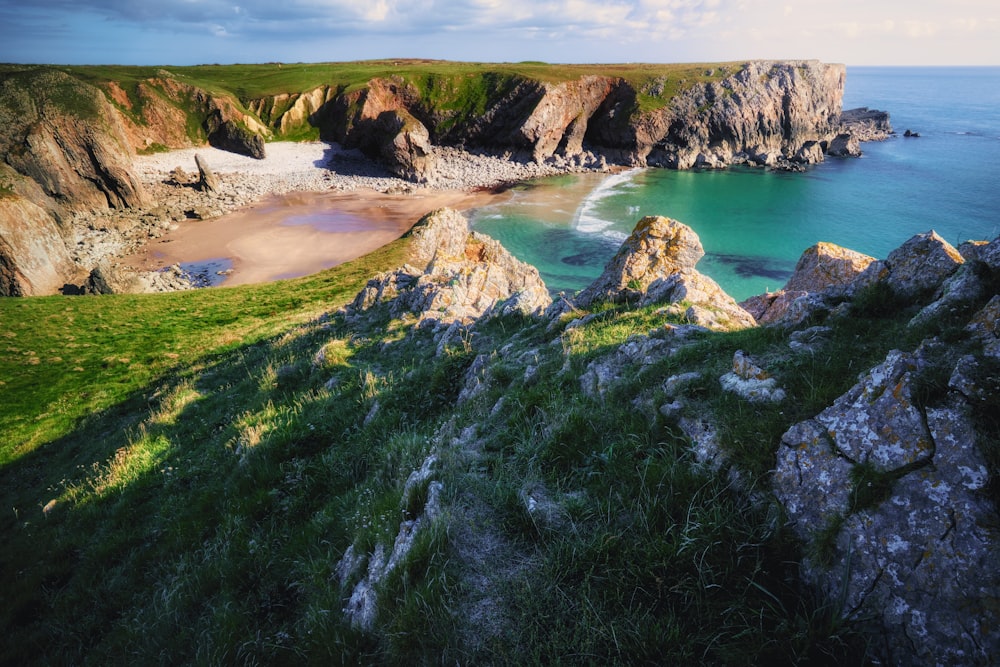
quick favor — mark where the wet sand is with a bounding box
[122,188,506,286]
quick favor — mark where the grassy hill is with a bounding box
[0,223,942,663]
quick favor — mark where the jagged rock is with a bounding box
[966,295,1000,359]
[348,208,551,326]
[774,342,1000,665]
[574,216,705,308]
[0,195,76,296]
[784,242,876,293]
[341,454,443,631]
[205,117,266,159]
[85,260,145,294]
[194,153,220,193]
[791,140,824,164]
[909,260,989,328]
[851,230,964,299]
[826,132,861,157]
[375,108,435,183]
[0,69,149,216]
[839,107,893,141]
[573,216,755,329]
[742,242,875,325]
[719,350,786,402]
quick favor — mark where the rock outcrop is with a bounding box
[0,195,76,295]
[770,233,1000,665]
[0,69,149,218]
[741,241,875,324]
[851,230,965,299]
[574,215,756,331]
[840,107,894,141]
[774,342,1000,666]
[347,208,551,327]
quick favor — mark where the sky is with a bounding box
[0,0,997,67]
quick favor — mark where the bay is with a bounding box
[470,67,1000,301]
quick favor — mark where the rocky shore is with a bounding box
[69,142,596,293]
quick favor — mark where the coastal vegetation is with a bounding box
[5,226,966,664]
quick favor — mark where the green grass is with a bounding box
[6,240,949,663]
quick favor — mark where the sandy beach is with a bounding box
[106,141,572,289]
[121,187,502,286]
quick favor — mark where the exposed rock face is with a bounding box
[194,154,220,193]
[204,116,266,159]
[642,61,846,169]
[375,109,434,182]
[784,242,876,293]
[347,208,551,326]
[575,215,704,307]
[769,238,1000,665]
[574,215,756,330]
[515,76,616,162]
[0,195,76,295]
[774,342,1000,666]
[743,233,964,328]
[826,133,861,157]
[840,107,894,141]
[0,69,149,217]
[852,230,965,298]
[742,242,876,325]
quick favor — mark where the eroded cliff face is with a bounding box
[249,60,854,180]
[0,60,864,296]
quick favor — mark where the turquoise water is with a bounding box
[470,67,1000,301]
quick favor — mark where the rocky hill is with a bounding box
[0,59,886,297]
[1,200,997,664]
[336,210,1000,664]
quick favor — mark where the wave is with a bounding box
[572,169,644,235]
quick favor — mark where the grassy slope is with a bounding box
[5,233,960,663]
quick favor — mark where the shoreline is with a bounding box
[120,187,506,287]
[73,141,599,292]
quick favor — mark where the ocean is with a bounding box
[469,67,1000,301]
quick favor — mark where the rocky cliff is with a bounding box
[252,60,858,179]
[0,60,876,296]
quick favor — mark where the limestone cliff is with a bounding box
[250,60,858,180]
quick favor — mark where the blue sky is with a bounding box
[1,0,997,66]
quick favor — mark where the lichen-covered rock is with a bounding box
[575,216,704,308]
[741,242,875,325]
[347,208,551,326]
[719,350,786,402]
[784,241,876,293]
[574,216,756,330]
[851,230,964,299]
[965,295,1000,359]
[774,342,1000,666]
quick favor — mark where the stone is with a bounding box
[574,216,755,331]
[194,153,220,193]
[815,349,934,471]
[347,209,551,326]
[774,342,1000,665]
[0,195,76,296]
[575,216,705,308]
[851,230,964,299]
[826,132,861,157]
[783,241,876,294]
[719,350,786,402]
